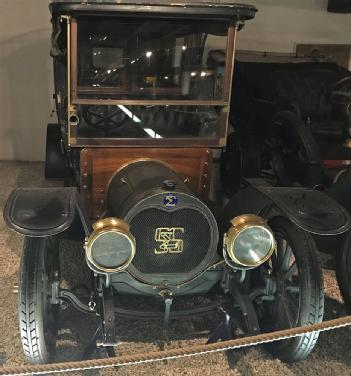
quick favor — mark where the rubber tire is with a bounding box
[336,231,351,312]
[265,217,324,362]
[19,237,59,364]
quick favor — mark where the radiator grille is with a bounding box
[130,208,212,275]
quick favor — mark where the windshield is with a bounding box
[76,16,229,100]
[76,104,221,139]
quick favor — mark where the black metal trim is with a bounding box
[114,303,220,320]
[102,288,117,345]
[59,289,97,314]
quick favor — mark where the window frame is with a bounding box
[68,17,237,147]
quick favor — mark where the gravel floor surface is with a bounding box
[0,162,350,376]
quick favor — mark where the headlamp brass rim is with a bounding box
[86,220,136,274]
[92,217,131,232]
[225,215,276,268]
[230,214,268,229]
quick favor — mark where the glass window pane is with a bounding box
[77,17,229,100]
[75,105,220,139]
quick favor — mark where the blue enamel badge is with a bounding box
[163,194,178,208]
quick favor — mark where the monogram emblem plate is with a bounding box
[154,227,184,254]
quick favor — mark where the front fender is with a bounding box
[3,187,91,237]
[222,181,351,235]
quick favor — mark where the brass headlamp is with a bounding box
[85,218,136,274]
[224,214,276,268]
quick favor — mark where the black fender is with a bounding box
[222,180,351,235]
[3,188,91,237]
[310,172,351,254]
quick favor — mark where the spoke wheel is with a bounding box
[336,231,351,312]
[19,237,60,364]
[270,237,300,330]
[258,217,324,362]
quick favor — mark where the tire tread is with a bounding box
[19,238,50,364]
[267,217,324,362]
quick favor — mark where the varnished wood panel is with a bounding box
[80,148,212,218]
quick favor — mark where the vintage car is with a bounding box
[226,57,351,311]
[3,0,351,367]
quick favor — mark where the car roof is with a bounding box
[49,1,257,21]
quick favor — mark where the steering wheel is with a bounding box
[82,105,127,130]
[328,76,351,105]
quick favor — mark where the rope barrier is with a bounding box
[1,315,350,376]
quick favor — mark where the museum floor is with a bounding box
[0,161,350,376]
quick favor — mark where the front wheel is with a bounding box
[19,236,60,364]
[257,217,324,362]
[336,231,351,312]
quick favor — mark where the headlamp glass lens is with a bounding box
[91,231,133,269]
[232,226,273,266]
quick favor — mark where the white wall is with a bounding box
[0,0,350,161]
[0,0,54,161]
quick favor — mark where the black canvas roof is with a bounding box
[49,1,257,21]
